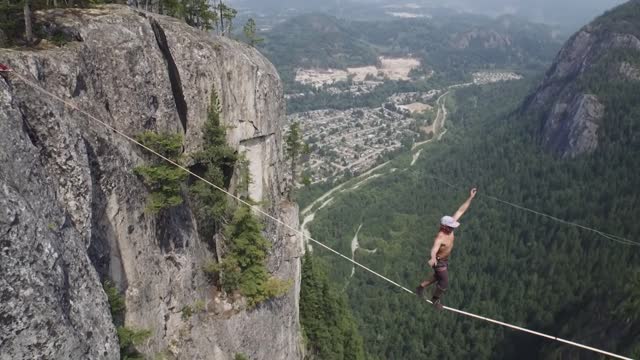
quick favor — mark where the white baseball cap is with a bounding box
[441,216,460,228]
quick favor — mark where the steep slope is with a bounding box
[0,5,302,359]
[522,0,640,158]
[309,75,640,360]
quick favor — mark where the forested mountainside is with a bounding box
[0,6,302,359]
[305,1,640,358]
[300,253,366,360]
[260,13,562,86]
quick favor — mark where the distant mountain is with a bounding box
[229,0,341,14]
[260,12,562,84]
[522,0,640,158]
[231,0,627,33]
[426,0,627,31]
[259,14,379,70]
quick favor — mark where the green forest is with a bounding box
[303,75,640,358]
[300,252,366,360]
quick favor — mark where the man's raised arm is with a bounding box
[452,188,477,221]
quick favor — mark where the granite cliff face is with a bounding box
[451,29,513,50]
[521,0,640,158]
[0,5,302,359]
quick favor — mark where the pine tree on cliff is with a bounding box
[214,0,236,36]
[23,0,32,44]
[285,121,309,192]
[190,89,236,243]
[243,18,263,47]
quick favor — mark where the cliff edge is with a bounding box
[0,5,302,359]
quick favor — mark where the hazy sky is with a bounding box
[232,0,628,31]
[426,0,627,26]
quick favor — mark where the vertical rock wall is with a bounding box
[0,5,302,359]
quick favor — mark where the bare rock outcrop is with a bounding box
[521,1,640,158]
[451,29,512,50]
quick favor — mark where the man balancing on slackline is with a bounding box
[416,188,477,309]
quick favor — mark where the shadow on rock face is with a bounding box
[155,202,195,254]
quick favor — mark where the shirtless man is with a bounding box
[416,188,477,309]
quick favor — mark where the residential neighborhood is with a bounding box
[287,93,434,183]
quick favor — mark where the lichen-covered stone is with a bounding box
[0,5,301,359]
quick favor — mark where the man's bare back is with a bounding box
[435,231,455,260]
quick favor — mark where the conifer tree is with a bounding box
[285,122,309,190]
[23,0,32,44]
[134,132,187,213]
[300,253,366,360]
[190,89,236,242]
[243,18,263,46]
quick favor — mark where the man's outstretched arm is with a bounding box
[453,188,477,221]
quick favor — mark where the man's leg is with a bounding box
[420,275,436,288]
[416,275,435,297]
[431,263,449,309]
[416,274,436,297]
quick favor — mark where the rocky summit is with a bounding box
[522,0,640,158]
[0,5,302,359]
